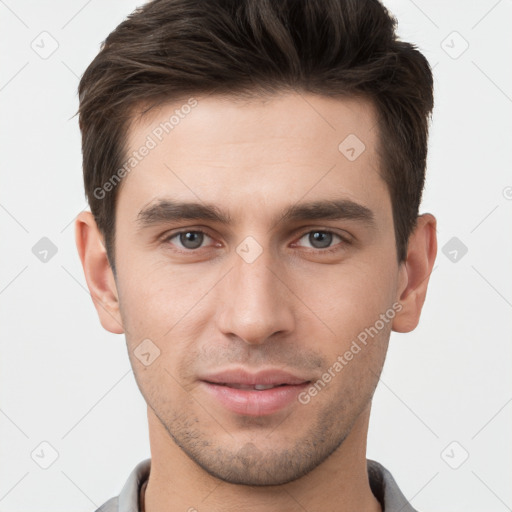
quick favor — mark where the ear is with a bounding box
[75,211,124,334]
[392,213,437,333]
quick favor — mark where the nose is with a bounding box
[216,248,296,345]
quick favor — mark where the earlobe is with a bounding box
[75,211,124,334]
[392,213,437,333]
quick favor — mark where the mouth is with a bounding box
[205,382,299,390]
[199,368,311,416]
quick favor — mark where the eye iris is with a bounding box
[180,231,203,249]
[309,231,332,249]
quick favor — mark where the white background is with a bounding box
[0,1,511,511]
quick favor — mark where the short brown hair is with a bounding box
[78,0,434,272]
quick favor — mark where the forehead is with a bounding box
[118,92,389,224]
[128,92,380,161]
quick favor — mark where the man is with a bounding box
[75,0,437,510]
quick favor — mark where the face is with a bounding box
[113,93,405,485]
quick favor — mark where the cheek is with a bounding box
[116,257,220,352]
[293,257,398,339]
[117,265,207,404]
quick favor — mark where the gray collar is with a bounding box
[97,458,418,512]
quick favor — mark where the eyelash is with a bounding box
[162,228,350,254]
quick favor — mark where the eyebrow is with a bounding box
[136,198,375,230]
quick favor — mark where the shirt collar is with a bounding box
[108,458,417,512]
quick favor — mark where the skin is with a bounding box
[76,92,437,512]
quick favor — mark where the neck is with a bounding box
[143,405,381,512]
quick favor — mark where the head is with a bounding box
[76,0,436,486]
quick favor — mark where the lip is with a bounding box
[199,368,310,417]
[201,368,309,386]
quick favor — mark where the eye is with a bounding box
[294,230,346,251]
[166,230,213,250]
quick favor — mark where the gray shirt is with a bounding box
[95,458,418,512]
